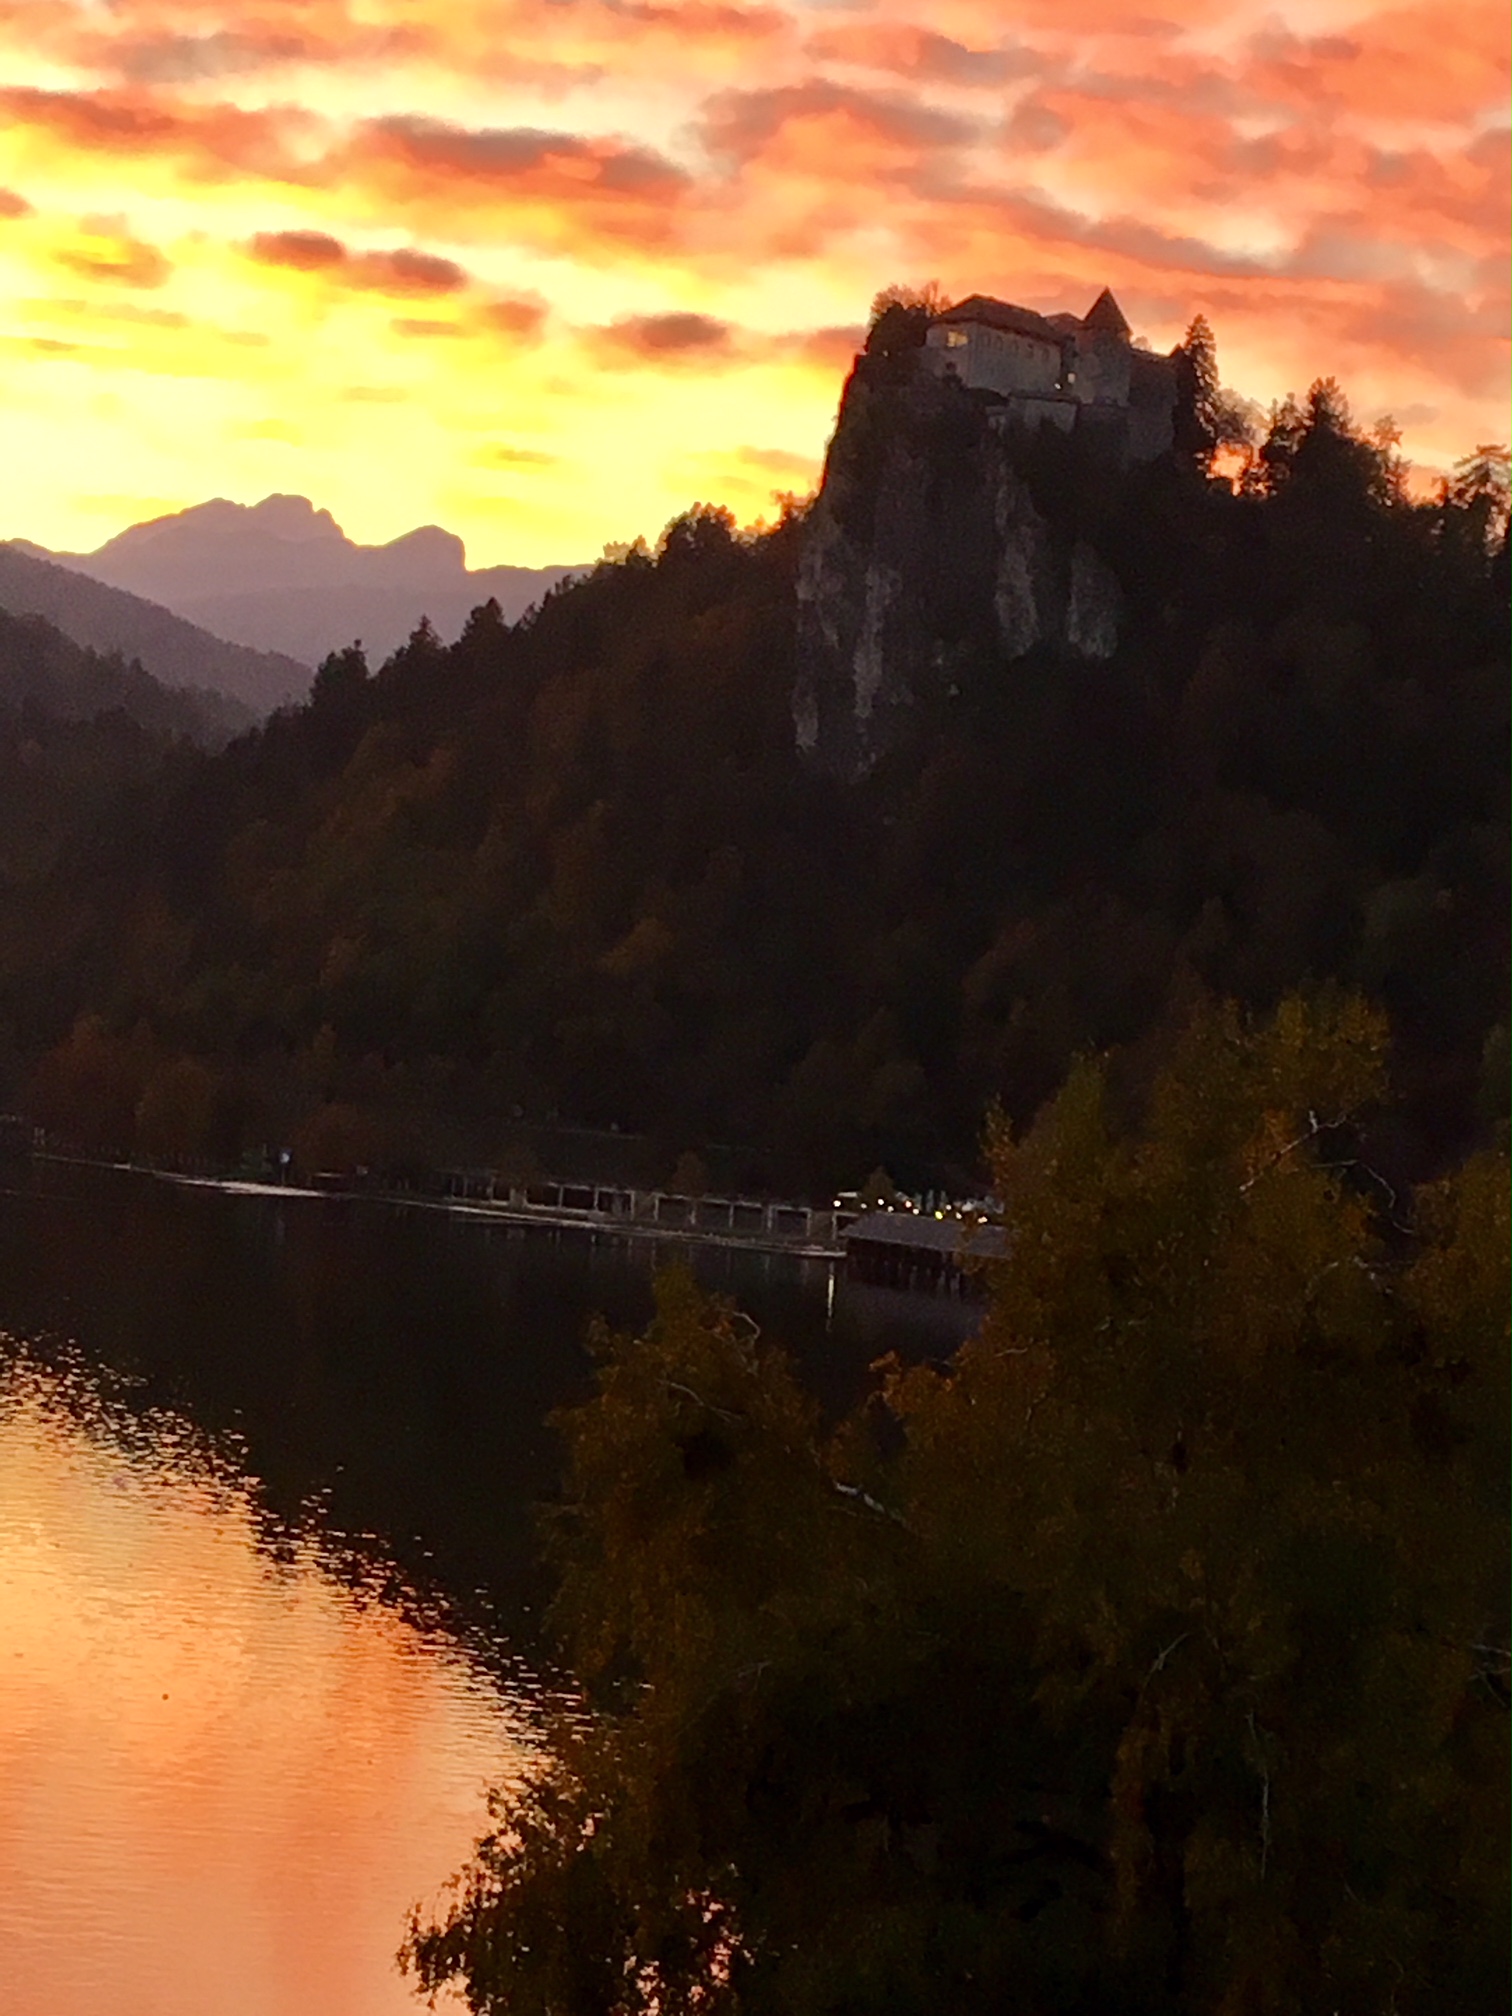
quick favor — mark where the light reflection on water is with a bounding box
[0,1344,536,2016]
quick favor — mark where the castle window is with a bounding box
[945,328,968,349]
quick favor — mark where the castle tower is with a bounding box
[1072,287,1133,406]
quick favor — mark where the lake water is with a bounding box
[0,1158,976,2014]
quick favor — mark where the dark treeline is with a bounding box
[2,382,1506,1193]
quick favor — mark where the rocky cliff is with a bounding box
[794,356,1125,778]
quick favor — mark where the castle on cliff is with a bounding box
[922,287,1176,463]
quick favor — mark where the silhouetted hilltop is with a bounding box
[32,494,581,668]
[0,543,309,712]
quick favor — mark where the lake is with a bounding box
[0,1157,977,2015]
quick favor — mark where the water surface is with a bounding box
[0,1159,976,2013]
[0,1349,531,2016]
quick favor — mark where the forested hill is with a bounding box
[0,541,310,712]
[7,381,1507,1192]
[0,604,252,746]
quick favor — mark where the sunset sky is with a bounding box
[0,0,1506,567]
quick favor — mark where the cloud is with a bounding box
[247,227,344,272]
[588,310,734,361]
[0,83,312,182]
[247,229,467,294]
[1243,4,1510,124]
[102,19,432,85]
[389,315,466,338]
[804,24,1027,87]
[344,115,691,248]
[32,297,189,331]
[730,444,820,479]
[0,188,32,218]
[476,295,549,338]
[55,229,173,288]
[0,0,1505,554]
[769,323,866,372]
[476,443,559,468]
[699,80,977,174]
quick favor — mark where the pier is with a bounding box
[841,1209,1005,1293]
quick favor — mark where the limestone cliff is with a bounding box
[794,356,1124,778]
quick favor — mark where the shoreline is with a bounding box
[40,1154,848,1263]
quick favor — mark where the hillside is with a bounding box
[5,369,1506,1192]
[0,604,251,746]
[29,493,580,669]
[0,543,310,712]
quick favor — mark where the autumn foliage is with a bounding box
[405,995,1508,2014]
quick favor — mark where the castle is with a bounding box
[921,287,1177,463]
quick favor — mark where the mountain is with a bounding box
[0,603,252,746]
[0,543,310,713]
[32,494,581,668]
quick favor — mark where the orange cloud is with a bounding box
[0,82,315,182]
[804,22,1027,86]
[476,295,548,338]
[700,80,976,177]
[340,114,693,254]
[587,310,734,364]
[55,228,173,287]
[0,0,1503,563]
[247,229,467,295]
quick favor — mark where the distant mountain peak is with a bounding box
[15,496,578,671]
[244,494,343,541]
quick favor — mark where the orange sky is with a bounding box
[0,0,1506,565]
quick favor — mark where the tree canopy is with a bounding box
[404,993,1509,2014]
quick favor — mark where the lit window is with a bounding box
[945,329,969,348]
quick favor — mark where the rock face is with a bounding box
[794,357,1125,779]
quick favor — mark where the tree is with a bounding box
[134,1055,217,1160]
[405,996,1509,2014]
[1446,444,1511,551]
[1173,314,1221,468]
[865,281,950,358]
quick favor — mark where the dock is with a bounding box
[841,1209,1005,1293]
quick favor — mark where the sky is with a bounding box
[0,0,1506,567]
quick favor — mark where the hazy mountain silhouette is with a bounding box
[30,495,582,668]
[0,543,311,712]
[0,602,252,746]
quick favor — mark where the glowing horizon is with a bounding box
[0,0,1505,568]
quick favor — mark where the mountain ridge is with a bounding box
[30,494,583,668]
[0,543,311,713]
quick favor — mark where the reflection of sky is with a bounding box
[0,1,1504,564]
[0,1353,531,2016]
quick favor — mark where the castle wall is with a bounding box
[1070,329,1131,406]
[988,396,1078,438]
[924,322,1061,398]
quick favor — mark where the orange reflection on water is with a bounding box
[0,1353,532,2016]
